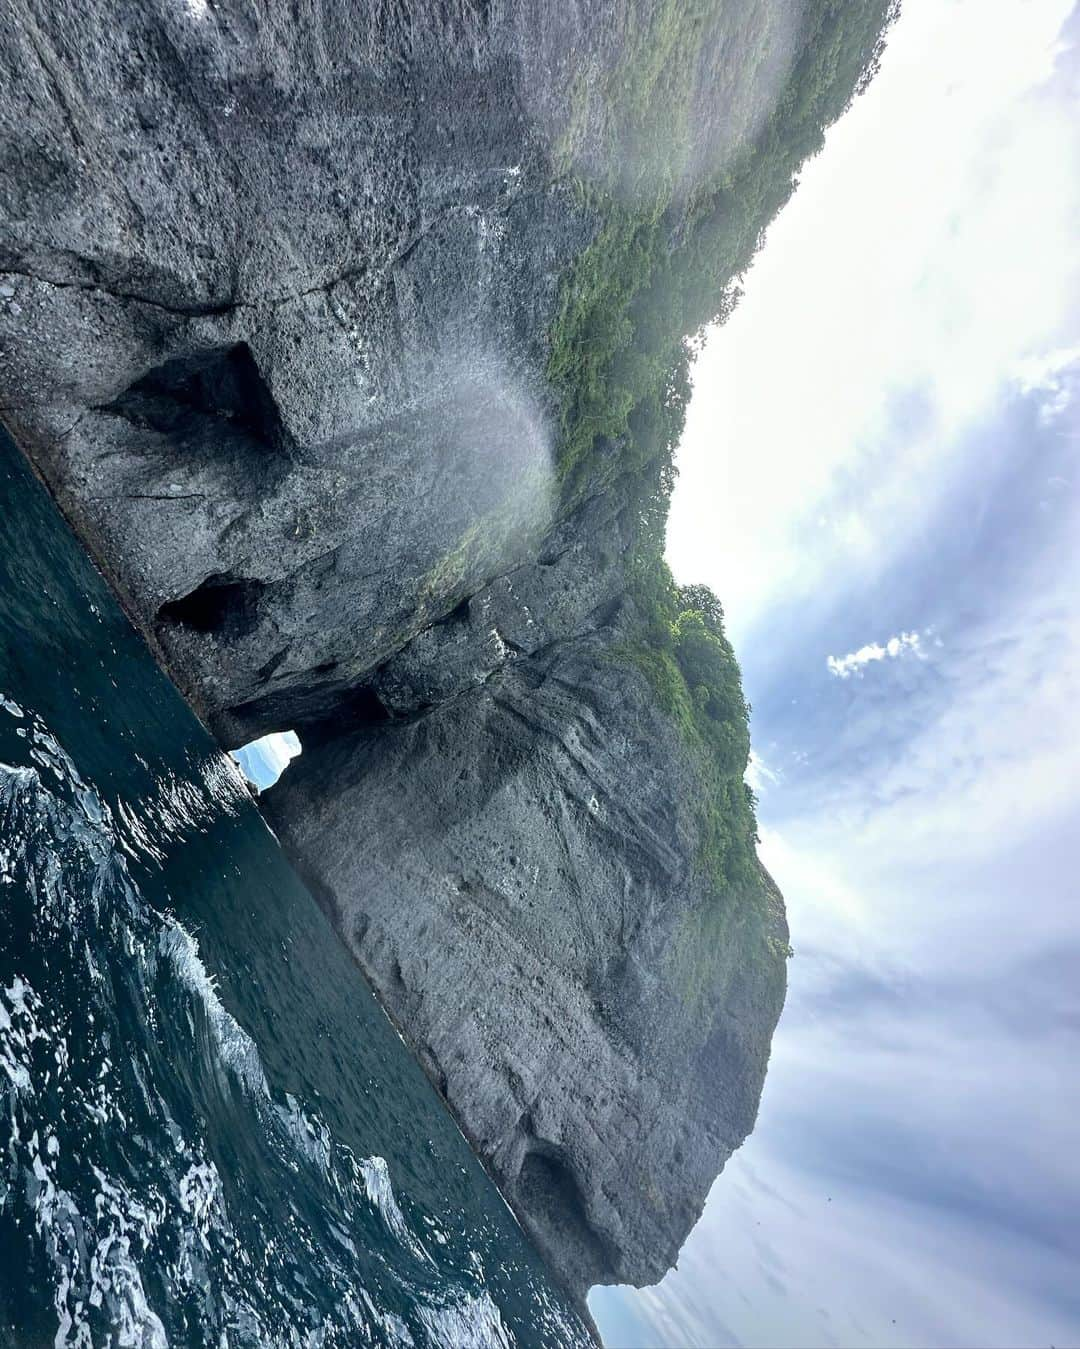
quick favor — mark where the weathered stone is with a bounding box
[0,0,788,1306]
[0,0,606,743]
[265,627,787,1299]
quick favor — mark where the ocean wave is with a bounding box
[158,919,272,1101]
[1,737,514,1346]
[416,1290,515,1349]
[359,1154,434,1265]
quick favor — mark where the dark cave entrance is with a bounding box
[100,342,291,453]
[157,573,266,641]
[516,1148,613,1280]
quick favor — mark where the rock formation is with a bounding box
[268,624,787,1292]
[1,0,892,1303]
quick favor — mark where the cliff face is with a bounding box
[0,0,872,1302]
[264,625,787,1293]
[0,0,607,747]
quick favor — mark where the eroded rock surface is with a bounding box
[264,627,787,1296]
[1,0,608,744]
[0,0,790,1302]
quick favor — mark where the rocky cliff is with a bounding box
[266,622,788,1293]
[0,0,892,1304]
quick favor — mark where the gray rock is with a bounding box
[0,0,789,1305]
[263,626,788,1299]
[0,0,607,742]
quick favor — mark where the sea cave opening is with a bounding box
[230,730,302,792]
[157,574,267,642]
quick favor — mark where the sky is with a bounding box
[591,1,1080,1346]
[231,729,301,791]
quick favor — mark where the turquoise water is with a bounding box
[0,426,591,1347]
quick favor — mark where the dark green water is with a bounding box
[0,426,590,1347]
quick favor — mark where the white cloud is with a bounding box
[230,730,302,790]
[613,1095,1080,1349]
[845,604,1080,873]
[1013,342,1080,423]
[601,784,1080,1347]
[666,0,1080,646]
[745,749,781,792]
[765,569,1080,982]
[826,629,922,679]
[610,6,1080,1346]
[1014,342,1080,393]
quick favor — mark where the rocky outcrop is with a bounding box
[0,0,609,744]
[0,0,793,1302]
[264,625,787,1296]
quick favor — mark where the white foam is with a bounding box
[0,691,25,718]
[416,1290,515,1349]
[1,726,534,1347]
[359,1156,433,1265]
[158,922,270,1100]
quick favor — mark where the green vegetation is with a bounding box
[550,0,899,500]
[549,0,899,1006]
[612,558,779,1011]
[624,566,758,889]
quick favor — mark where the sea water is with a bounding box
[0,426,590,1347]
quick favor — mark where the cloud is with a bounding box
[666,0,1080,646]
[639,1113,1080,1349]
[596,822,1080,1347]
[1013,342,1080,423]
[806,561,1080,881]
[592,4,1080,1348]
[825,630,922,679]
[230,730,302,790]
[745,749,781,792]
